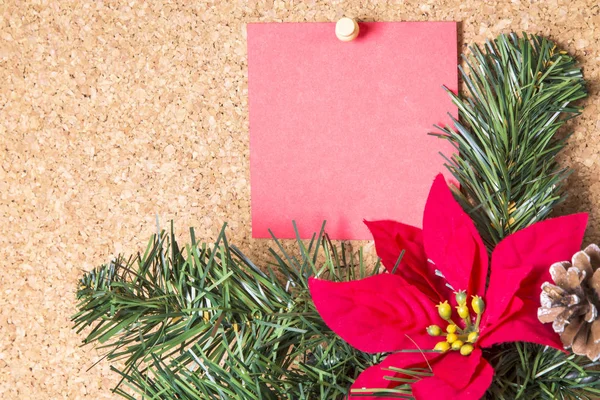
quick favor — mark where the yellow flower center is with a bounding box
[426,290,485,357]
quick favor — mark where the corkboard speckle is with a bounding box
[1,0,599,398]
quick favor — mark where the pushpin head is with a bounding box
[335,17,359,42]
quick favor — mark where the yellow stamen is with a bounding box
[454,290,467,306]
[446,333,458,344]
[436,301,452,320]
[472,296,485,330]
[467,331,479,343]
[456,304,471,329]
[427,289,486,356]
[434,341,450,353]
[427,325,442,336]
[460,344,474,356]
[472,296,485,315]
[456,305,469,319]
[451,340,464,351]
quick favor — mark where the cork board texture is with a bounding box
[1,1,599,398]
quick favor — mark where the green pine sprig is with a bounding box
[435,32,597,399]
[484,343,600,399]
[74,31,596,400]
[368,32,595,400]
[433,32,587,249]
[73,222,383,399]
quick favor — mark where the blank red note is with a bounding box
[247,21,457,239]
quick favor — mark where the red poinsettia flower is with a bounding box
[309,175,588,399]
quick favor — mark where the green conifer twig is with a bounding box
[73,31,596,400]
[372,31,596,400]
[436,32,597,399]
[433,32,587,249]
[73,222,382,399]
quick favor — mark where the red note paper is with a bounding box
[247,22,457,239]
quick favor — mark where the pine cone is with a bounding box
[538,244,600,361]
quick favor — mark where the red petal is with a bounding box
[482,214,588,329]
[412,351,494,400]
[309,275,443,353]
[479,296,563,349]
[365,219,448,301]
[432,349,484,390]
[423,175,488,296]
[349,351,440,399]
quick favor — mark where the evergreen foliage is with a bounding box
[434,32,596,399]
[434,32,587,249]
[74,32,597,399]
[73,223,382,399]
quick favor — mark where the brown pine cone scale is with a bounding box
[538,244,600,361]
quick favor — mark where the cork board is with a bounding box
[1,1,599,398]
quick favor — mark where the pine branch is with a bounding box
[73,31,594,400]
[371,32,592,399]
[433,32,596,399]
[433,32,587,249]
[73,222,382,399]
[484,343,600,400]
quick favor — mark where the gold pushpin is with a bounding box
[335,17,359,42]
